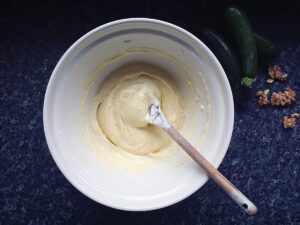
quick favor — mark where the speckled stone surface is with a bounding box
[1,1,300,224]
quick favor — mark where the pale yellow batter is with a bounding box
[82,48,210,171]
[95,63,184,155]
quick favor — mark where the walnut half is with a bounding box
[256,90,270,105]
[271,87,296,106]
[283,113,300,128]
[268,65,288,81]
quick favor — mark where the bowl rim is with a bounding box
[43,18,234,211]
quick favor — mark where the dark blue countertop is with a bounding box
[1,1,299,224]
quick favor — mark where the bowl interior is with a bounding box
[44,19,234,210]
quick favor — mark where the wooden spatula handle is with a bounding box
[165,126,257,215]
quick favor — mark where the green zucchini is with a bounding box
[254,33,278,63]
[224,7,257,88]
[202,29,241,93]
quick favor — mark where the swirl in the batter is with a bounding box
[95,63,184,155]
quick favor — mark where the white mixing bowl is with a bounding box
[43,18,234,211]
